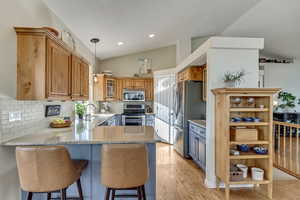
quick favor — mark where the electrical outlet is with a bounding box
[9,111,22,122]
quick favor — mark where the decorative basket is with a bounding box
[50,121,71,128]
[230,166,244,181]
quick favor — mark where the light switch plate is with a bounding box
[9,111,22,122]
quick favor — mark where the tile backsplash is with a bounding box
[0,100,75,143]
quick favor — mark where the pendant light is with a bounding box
[90,38,100,83]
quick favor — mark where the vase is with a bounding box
[78,114,83,120]
[225,81,236,88]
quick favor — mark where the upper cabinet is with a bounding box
[46,39,72,99]
[71,55,89,100]
[93,74,117,101]
[93,76,154,101]
[15,27,89,101]
[177,65,207,101]
[177,65,205,82]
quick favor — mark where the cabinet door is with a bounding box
[71,55,81,99]
[105,78,116,100]
[145,79,154,101]
[198,136,206,170]
[133,79,145,89]
[189,132,195,158]
[123,79,133,89]
[46,39,71,99]
[116,78,123,101]
[80,61,89,100]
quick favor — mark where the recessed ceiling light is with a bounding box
[148,34,155,38]
[117,42,124,46]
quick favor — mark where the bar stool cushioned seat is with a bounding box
[101,144,149,199]
[16,146,88,199]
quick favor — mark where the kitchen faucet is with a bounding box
[85,103,97,121]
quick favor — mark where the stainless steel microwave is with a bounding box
[123,89,145,101]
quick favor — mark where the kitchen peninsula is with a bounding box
[2,117,159,200]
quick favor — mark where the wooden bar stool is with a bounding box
[16,146,88,200]
[101,144,149,200]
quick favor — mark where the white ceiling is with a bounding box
[44,0,260,59]
[222,0,300,59]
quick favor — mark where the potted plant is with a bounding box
[275,91,296,112]
[75,102,86,120]
[223,70,246,88]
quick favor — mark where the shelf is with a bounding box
[230,140,269,145]
[229,122,269,126]
[229,178,270,185]
[230,108,269,112]
[230,152,269,160]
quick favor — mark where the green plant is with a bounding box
[75,103,86,117]
[223,69,246,84]
[276,91,296,111]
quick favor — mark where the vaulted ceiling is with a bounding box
[222,0,300,59]
[44,0,260,59]
[44,0,299,60]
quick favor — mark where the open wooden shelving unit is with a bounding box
[212,88,280,200]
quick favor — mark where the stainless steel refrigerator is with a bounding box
[173,80,206,157]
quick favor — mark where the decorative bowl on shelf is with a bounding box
[237,144,250,152]
[231,117,242,122]
[242,117,254,122]
[253,146,268,155]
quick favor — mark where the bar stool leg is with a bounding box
[105,188,111,200]
[76,178,84,200]
[60,188,67,200]
[47,192,51,200]
[111,189,116,200]
[141,185,146,200]
[27,192,33,200]
[137,187,142,200]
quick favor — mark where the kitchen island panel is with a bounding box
[20,144,156,200]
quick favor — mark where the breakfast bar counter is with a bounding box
[2,121,159,200]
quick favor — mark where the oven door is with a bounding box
[122,115,145,126]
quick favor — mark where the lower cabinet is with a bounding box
[189,122,206,171]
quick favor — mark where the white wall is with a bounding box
[264,59,300,111]
[205,48,259,187]
[191,36,210,53]
[97,45,176,76]
[0,1,94,199]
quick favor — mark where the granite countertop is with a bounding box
[189,120,206,128]
[2,114,159,146]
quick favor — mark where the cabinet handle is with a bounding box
[24,81,32,89]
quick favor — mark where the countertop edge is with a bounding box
[188,120,206,128]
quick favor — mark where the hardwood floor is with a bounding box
[156,143,300,200]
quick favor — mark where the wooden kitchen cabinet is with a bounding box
[72,55,89,100]
[15,27,90,100]
[133,79,145,89]
[71,55,82,99]
[80,61,89,99]
[116,78,123,101]
[122,79,133,89]
[93,74,116,101]
[94,76,154,101]
[105,78,116,101]
[145,79,154,101]
[177,65,205,82]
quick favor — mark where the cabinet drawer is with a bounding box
[189,123,206,137]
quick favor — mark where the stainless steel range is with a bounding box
[122,104,146,126]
